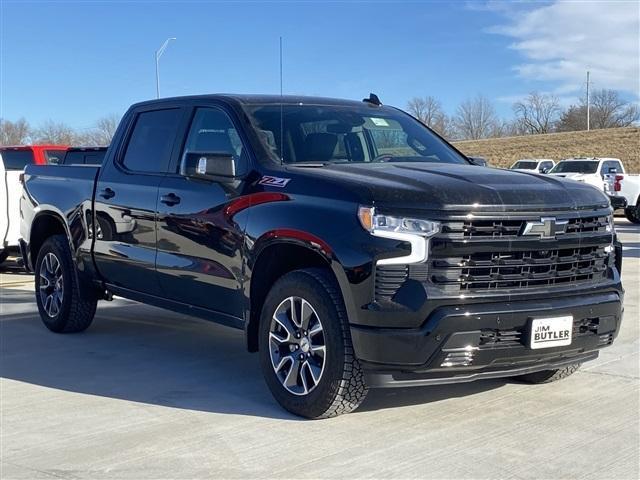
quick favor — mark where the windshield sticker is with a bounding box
[259,176,291,188]
[370,117,389,127]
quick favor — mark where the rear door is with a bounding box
[155,105,250,318]
[93,105,185,296]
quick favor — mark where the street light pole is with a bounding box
[155,37,176,99]
[586,70,590,131]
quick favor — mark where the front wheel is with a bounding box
[258,268,368,419]
[35,234,98,333]
[624,205,640,224]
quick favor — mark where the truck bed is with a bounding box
[21,164,101,269]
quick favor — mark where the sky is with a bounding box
[1,0,638,130]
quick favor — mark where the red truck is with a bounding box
[0,145,68,168]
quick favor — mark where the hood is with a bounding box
[289,162,610,213]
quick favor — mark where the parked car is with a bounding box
[0,152,26,264]
[510,159,555,174]
[610,174,640,223]
[549,157,627,208]
[53,146,108,166]
[20,94,623,418]
[0,145,68,166]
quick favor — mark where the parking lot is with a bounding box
[0,219,638,479]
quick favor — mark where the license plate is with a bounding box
[530,316,573,349]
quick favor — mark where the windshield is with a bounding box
[512,161,537,170]
[243,104,469,165]
[550,161,598,174]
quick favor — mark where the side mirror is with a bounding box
[182,151,236,181]
[539,167,548,174]
[469,157,487,166]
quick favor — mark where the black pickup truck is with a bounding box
[20,94,624,418]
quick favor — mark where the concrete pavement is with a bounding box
[1,219,638,479]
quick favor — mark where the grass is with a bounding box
[453,127,640,173]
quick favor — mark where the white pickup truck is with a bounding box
[614,175,640,223]
[549,157,628,210]
[0,150,27,264]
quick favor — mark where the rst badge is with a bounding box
[258,176,291,188]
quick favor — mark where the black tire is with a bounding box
[34,234,98,333]
[624,206,640,224]
[0,250,9,265]
[516,363,581,384]
[258,268,368,419]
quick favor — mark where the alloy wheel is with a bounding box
[269,296,326,395]
[39,252,64,317]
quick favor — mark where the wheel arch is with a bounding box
[29,209,99,299]
[245,235,353,353]
[29,210,71,267]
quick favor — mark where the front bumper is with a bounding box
[351,291,623,387]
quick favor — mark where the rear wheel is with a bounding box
[0,250,9,265]
[516,363,581,384]
[624,205,640,224]
[35,234,97,333]
[258,268,368,419]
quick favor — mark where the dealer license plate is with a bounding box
[530,316,573,349]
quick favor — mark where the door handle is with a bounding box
[160,193,181,206]
[99,188,115,200]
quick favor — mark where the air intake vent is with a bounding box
[375,265,408,301]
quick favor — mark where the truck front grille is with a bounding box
[431,245,608,291]
[440,215,610,239]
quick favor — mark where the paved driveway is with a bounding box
[1,219,638,479]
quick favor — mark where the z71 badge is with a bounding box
[258,176,291,188]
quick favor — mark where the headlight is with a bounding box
[358,206,440,265]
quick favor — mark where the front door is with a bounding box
[93,106,184,296]
[155,106,250,318]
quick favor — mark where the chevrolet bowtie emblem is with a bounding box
[521,217,568,239]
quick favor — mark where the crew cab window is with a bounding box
[63,150,106,165]
[1,150,35,170]
[121,108,182,173]
[602,160,622,175]
[45,150,66,164]
[181,107,247,174]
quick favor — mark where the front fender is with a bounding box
[244,194,376,326]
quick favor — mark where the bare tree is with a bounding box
[557,89,639,132]
[406,96,452,137]
[33,120,79,145]
[0,118,31,145]
[453,95,498,140]
[590,89,639,129]
[91,114,120,145]
[513,92,560,134]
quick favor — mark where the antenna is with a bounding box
[279,36,284,165]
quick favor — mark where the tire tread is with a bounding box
[36,234,97,333]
